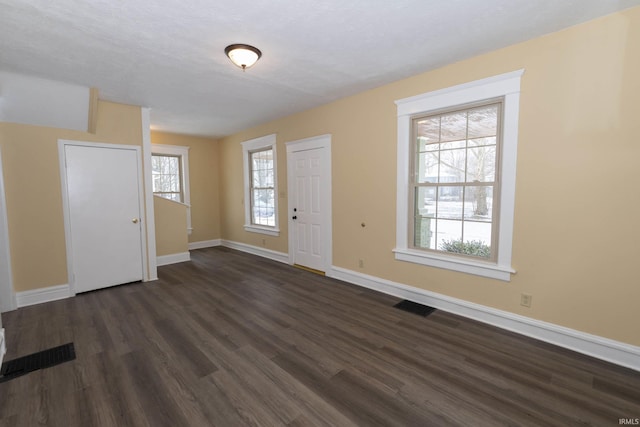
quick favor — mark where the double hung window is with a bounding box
[249,148,276,227]
[242,134,280,236]
[394,70,523,281]
[412,101,501,260]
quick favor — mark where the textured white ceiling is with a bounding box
[0,0,638,137]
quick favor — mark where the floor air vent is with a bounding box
[394,300,436,317]
[0,342,76,383]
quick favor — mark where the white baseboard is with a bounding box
[156,251,191,267]
[188,239,222,250]
[16,284,70,308]
[0,328,5,367]
[221,240,289,264]
[330,266,640,372]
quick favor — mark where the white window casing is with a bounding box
[394,70,524,281]
[242,134,280,236]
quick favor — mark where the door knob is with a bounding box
[292,216,297,220]
[132,218,139,224]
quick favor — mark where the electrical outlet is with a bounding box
[520,293,532,308]
[358,259,364,268]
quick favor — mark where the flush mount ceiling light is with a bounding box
[224,44,262,71]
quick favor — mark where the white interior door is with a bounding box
[63,143,144,293]
[287,135,332,272]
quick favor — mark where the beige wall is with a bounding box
[154,196,189,256]
[151,131,221,244]
[0,100,143,292]
[218,8,640,346]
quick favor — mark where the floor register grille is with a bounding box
[0,342,75,383]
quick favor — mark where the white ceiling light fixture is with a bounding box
[225,44,262,71]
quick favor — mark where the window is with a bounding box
[152,154,183,202]
[242,134,279,236]
[412,100,501,260]
[250,148,275,227]
[394,70,523,281]
[151,144,192,234]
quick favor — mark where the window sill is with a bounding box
[393,248,515,281]
[244,224,280,237]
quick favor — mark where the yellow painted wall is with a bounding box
[150,131,221,244]
[219,8,640,346]
[154,196,189,256]
[0,100,143,292]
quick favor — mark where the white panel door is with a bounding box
[64,144,144,293]
[291,148,325,271]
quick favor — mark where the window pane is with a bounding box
[416,151,439,183]
[416,117,440,145]
[439,149,466,182]
[464,185,493,221]
[252,188,275,226]
[468,105,498,139]
[440,111,467,142]
[163,175,178,192]
[463,221,492,258]
[466,145,496,182]
[437,186,463,219]
[253,168,273,188]
[415,187,436,218]
[168,157,179,174]
[464,221,492,248]
[436,219,462,250]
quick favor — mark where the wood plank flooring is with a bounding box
[1,247,639,426]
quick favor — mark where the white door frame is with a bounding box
[0,147,16,312]
[58,140,149,296]
[285,134,332,273]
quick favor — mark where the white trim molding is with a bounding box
[188,239,222,250]
[329,266,640,372]
[16,284,71,308]
[394,70,524,281]
[156,252,191,267]
[142,108,158,281]
[221,240,288,264]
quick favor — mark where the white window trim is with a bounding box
[394,70,524,281]
[242,134,280,236]
[151,144,192,235]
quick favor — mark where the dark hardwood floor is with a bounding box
[1,247,638,426]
